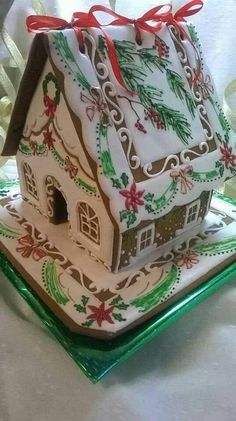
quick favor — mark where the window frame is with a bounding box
[137,224,155,254]
[184,199,201,227]
[23,162,38,200]
[78,202,100,245]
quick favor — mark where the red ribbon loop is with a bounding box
[26,0,203,92]
[26,15,71,32]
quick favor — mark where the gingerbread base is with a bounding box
[0,192,235,339]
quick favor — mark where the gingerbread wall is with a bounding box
[119,190,212,269]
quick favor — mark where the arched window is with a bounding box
[78,202,100,244]
[23,162,38,199]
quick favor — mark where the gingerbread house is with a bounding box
[2,19,235,273]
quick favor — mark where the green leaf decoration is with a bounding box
[166,69,196,118]
[53,32,90,91]
[111,178,122,189]
[53,32,76,62]
[113,313,127,322]
[139,46,170,73]
[215,132,223,144]
[192,169,221,182]
[217,162,225,177]
[82,295,89,307]
[195,237,236,255]
[114,40,137,63]
[19,143,32,155]
[42,260,69,305]
[74,295,89,313]
[137,84,163,108]
[144,192,154,202]
[187,24,199,44]
[100,150,116,178]
[82,320,95,328]
[0,223,21,239]
[121,172,129,188]
[110,295,129,310]
[154,103,192,144]
[145,204,155,214]
[74,304,87,313]
[131,264,178,312]
[37,144,47,155]
[120,209,137,228]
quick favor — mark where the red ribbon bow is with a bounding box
[26,0,203,92]
[16,234,47,261]
[170,165,194,194]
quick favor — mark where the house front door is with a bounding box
[45,175,68,225]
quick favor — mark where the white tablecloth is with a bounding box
[1,1,236,420]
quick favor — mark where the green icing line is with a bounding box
[42,260,69,305]
[76,178,96,194]
[51,149,64,166]
[0,223,21,239]
[195,237,236,255]
[130,264,178,313]
[192,169,221,182]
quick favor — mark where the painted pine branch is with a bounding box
[138,47,170,73]
[166,69,196,118]
[155,103,192,144]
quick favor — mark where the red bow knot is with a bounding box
[26,1,203,92]
[16,234,47,261]
[170,165,194,194]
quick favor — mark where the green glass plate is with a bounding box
[1,181,236,383]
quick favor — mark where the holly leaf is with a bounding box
[110,295,129,310]
[145,204,155,214]
[121,172,129,188]
[215,161,225,177]
[81,295,89,307]
[120,210,137,228]
[74,304,86,314]
[111,178,122,189]
[113,313,127,322]
[144,192,154,202]
[127,211,137,228]
[82,320,94,328]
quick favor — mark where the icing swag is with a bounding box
[26,0,203,93]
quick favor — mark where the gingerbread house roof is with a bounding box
[3,25,235,232]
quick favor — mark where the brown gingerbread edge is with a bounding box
[0,237,235,340]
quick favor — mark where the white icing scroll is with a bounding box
[102,81,124,125]
[168,25,188,64]
[142,154,180,178]
[117,127,141,170]
[84,32,109,80]
[197,104,214,140]
[180,142,209,163]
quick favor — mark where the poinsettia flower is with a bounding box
[174,249,199,270]
[220,142,236,169]
[87,302,114,327]
[43,128,56,150]
[120,181,145,213]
